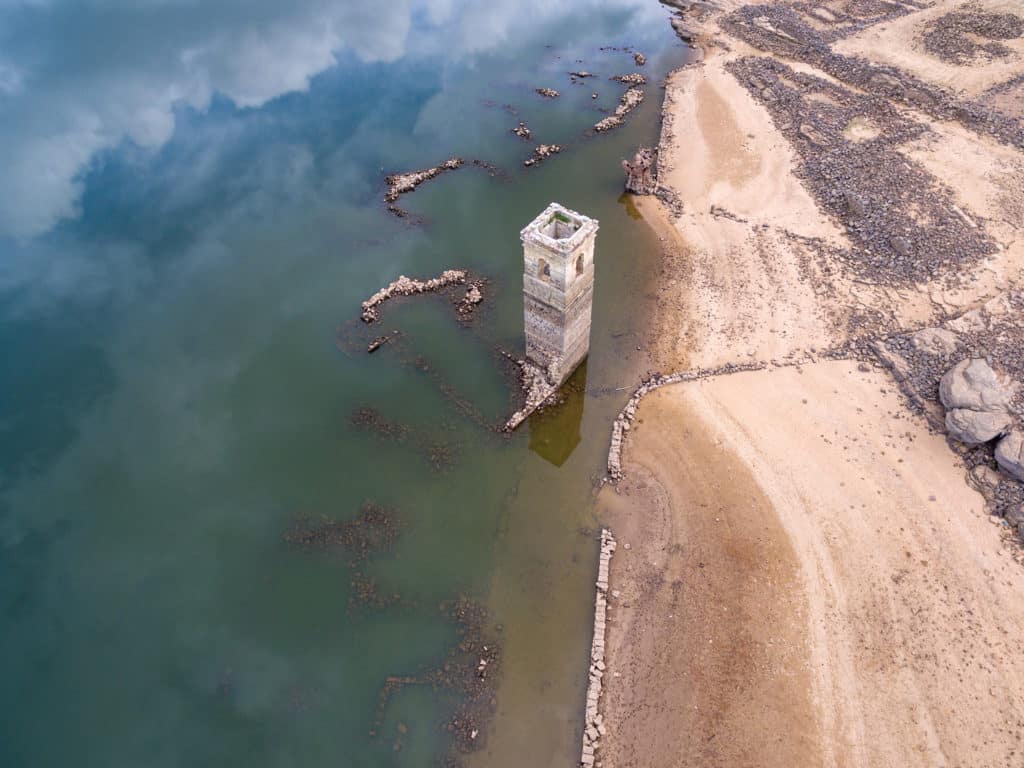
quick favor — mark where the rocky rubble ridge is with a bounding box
[580,528,616,768]
[523,143,563,167]
[611,72,647,86]
[594,87,645,132]
[361,270,467,323]
[503,357,560,431]
[384,157,464,207]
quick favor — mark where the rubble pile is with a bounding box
[594,87,645,132]
[384,157,464,215]
[361,270,468,323]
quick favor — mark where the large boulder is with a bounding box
[995,431,1024,482]
[946,408,1012,444]
[939,358,1016,413]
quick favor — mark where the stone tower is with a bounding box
[521,202,599,386]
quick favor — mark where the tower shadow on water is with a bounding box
[527,360,587,467]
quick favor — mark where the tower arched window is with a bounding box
[538,258,551,282]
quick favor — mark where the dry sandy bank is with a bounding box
[599,363,1024,767]
[595,0,1024,764]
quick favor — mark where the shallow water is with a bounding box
[0,2,686,765]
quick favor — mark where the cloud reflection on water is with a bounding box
[0,0,661,239]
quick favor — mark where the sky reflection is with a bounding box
[0,0,661,240]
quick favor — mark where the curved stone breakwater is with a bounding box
[361,270,468,323]
[607,361,768,481]
[580,528,616,767]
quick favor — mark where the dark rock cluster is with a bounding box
[351,405,460,472]
[727,55,997,284]
[723,4,1024,150]
[282,502,399,557]
[373,595,500,764]
[922,5,1024,64]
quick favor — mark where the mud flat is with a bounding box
[596,0,1024,765]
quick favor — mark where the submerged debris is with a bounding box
[634,51,646,66]
[368,331,399,354]
[570,70,595,79]
[374,596,501,759]
[282,503,399,559]
[361,270,468,323]
[511,121,532,140]
[455,281,485,321]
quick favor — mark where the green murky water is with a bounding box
[0,2,687,765]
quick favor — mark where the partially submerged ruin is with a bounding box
[622,147,657,194]
[506,203,598,430]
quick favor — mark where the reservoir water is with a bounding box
[0,2,686,765]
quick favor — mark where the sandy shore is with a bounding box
[596,0,1024,765]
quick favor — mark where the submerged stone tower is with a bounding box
[521,203,599,386]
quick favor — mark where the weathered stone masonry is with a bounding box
[521,203,599,387]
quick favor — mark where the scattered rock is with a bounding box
[536,87,560,98]
[634,52,646,66]
[511,122,532,140]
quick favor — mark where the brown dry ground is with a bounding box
[597,0,1024,766]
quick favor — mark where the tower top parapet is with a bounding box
[520,202,599,256]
